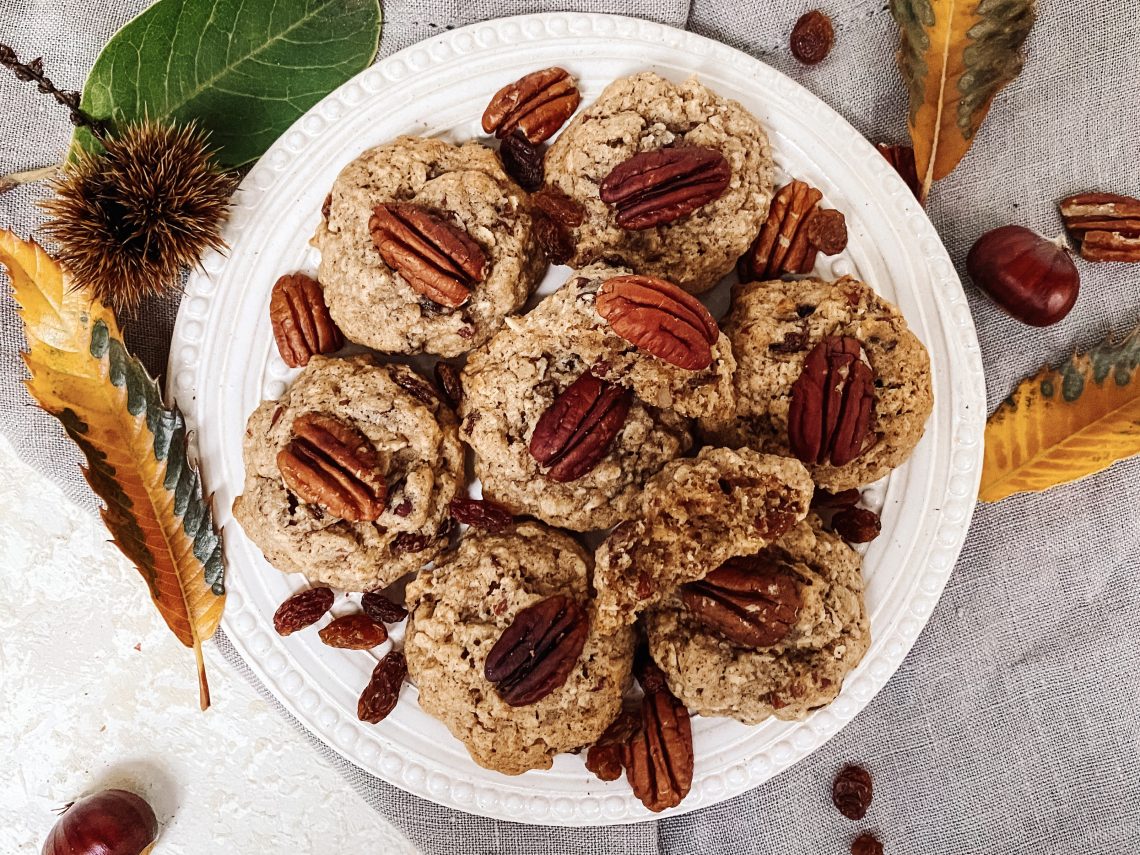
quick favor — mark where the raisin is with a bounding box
[449,496,515,532]
[833,764,873,820]
[392,368,440,406]
[434,362,463,409]
[806,207,848,255]
[273,587,334,636]
[790,10,834,65]
[769,322,811,354]
[533,210,576,265]
[358,650,407,723]
[499,132,546,192]
[391,532,431,554]
[318,613,388,649]
[832,507,881,543]
[532,185,585,227]
[851,833,884,855]
[321,193,332,220]
[811,487,862,509]
[361,590,408,624]
[633,645,669,695]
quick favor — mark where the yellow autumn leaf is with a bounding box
[980,327,1140,502]
[890,0,1036,200]
[0,231,225,709]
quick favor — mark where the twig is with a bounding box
[0,164,60,196]
[0,43,109,140]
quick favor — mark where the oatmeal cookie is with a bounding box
[460,264,736,531]
[544,72,775,293]
[593,447,814,633]
[405,523,634,775]
[645,515,870,723]
[314,136,545,357]
[701,276,933,490]
[232,355,462,590]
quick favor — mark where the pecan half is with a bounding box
[319,613,388,649]
[595,274,719,370]
[623,685,694,812]
[788,336,875,467]
[370,203,487,307]
[877,142,922,200]
[358,650,407,723]
[529,371,632,482]
[681,553,802,648]
[269,273,344,368]
[277,413,387,521]
[585,707,639,782]
[484,594,588,706]
[600,147,731,230]
[739,179,847,280]
[1059,192,1140,262]
[482,67,580,144]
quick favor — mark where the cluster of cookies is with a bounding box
[233,67,933,811]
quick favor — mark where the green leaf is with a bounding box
[75,0,382,167]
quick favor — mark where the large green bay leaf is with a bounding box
[76,0,382,167]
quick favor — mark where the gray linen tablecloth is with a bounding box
[2,1,1138,852]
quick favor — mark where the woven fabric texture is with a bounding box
[1,1,1137,853]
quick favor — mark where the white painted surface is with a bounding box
[0,434,419,854]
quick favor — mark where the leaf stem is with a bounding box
[0,164,59,196]
[196,641,211,711]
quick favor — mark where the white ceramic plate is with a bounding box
[168,12,985,825]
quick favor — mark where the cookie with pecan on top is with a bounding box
[700,276,933,490]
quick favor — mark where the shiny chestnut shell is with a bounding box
[966,225,1080,326]
[41,789,158,855]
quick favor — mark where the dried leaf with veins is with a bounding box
[890,0,1036,201]
[980,326,1140,502]
[0,232,225,709]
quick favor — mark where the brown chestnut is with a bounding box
[966,225,1080,326]
[41,789,157,855]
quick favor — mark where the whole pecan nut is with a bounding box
[484,594,589,706]
[681,552,803,648]
[370,203,487,308]
[318,613,388,649]
[788,336,875,467]
[529,371,632,482]
[739,179,848,280]
[482,67,581,144]
[623,685,694,812]
[1059,192,1140,262]
[273,587,335,636]
[358,650,407,723]
[269,273,344,368]
[600,147,731,230]
[277,412,388,521]
[595,274,719,370]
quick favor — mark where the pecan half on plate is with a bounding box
[269,273,343,367]
[681,553,803,648]
[600,147,731,230]
[370,203,487,308]
[276,412,387,521]
[529,371,632,482]
[484,594,589,706]
[595,274,719,370]
[788,336,875,467]
[482,67,580,144]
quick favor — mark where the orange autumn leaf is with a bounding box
[0,231,225,708]
[891,0,1036,201]
[980,326,1140,502]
